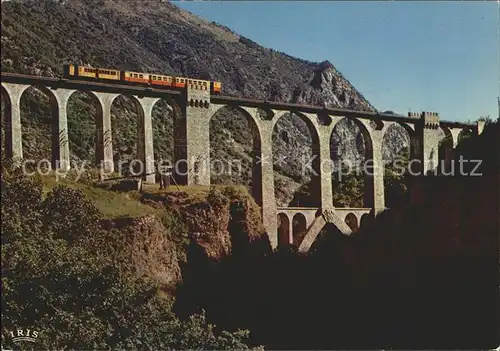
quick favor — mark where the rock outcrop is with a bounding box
[1,0,409,205]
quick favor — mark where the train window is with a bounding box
[139,74,143,78]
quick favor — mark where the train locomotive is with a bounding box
[63,64,222,94]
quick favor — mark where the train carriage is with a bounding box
[63,64,120,81]
[97,68,120,80]
[173,77,187,88]
[124,71,150,85]
[212,81,222,94]
[78,66,97,78]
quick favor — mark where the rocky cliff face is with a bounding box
[0,0,408,205]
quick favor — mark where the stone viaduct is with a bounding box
[1,73,483,251]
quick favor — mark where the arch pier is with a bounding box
[1,73,483,250]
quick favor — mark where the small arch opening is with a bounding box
[359,213,371,230]
[292,213,307,246]
[345,213,359,233]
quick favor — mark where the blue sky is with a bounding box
[174,1,498,122]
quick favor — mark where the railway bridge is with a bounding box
[1,73,483,250]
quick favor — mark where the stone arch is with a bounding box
[457,127,473,145]
[1,85,13,158]
[208,105,263,205]
[438,126,455,174]
[272,111,321,207]
[292,212,308,246]
[382,122,411,207]
[330,117,374,208]
[277,213,291,247]
[151,97,175,182]
[66,90,101,166]
[19,85,59,162]
[110,94,143,176]
[345,213,359,233]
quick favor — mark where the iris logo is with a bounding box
[7,328,39,344]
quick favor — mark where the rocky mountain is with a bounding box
[0,0,408,205]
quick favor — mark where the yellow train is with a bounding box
[63,64,222,94]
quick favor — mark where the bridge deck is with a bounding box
[1,72,181,97]
[1,72,474,128]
